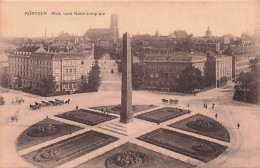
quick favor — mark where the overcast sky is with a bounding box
[0,1,259,38]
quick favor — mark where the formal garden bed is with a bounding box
[137,128,227,163]
[23,130,118,168]
[168,114,230,142]
[90,104,158,114]
[75,142,195,168]
[17,118,82,151]
[135,107,190,124]
[55,109,117,126]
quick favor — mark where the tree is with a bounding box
[40,75,56,96]
[110,50,121,60]
[183,34,195,51]
[233,57,260,104]
[87,61,101,92]
[0,74,8,88]
[94,46,109,59]
[177,66,205,93]
[132,63,149,89]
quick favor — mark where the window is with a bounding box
[69,69,72,73]
[81,75,84,79]
[80,67,84,73]
[55,68,59,74]
[73,68,76,73]
[81,61,84,65]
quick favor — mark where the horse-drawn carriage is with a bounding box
[29,99,70,110]
[162,98,179,105]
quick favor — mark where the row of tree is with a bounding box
[233,57,259,104]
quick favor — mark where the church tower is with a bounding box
[110,14,119,43]
[206,26,212,38]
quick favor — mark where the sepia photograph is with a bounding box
[0,0,260,167]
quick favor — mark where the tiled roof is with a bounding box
[30,53,55,59]
[53,53,86,60]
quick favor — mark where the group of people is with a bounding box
[202,102,240,129]
[203,103,215,109]
[101,108,111,115]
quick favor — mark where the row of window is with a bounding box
[146,64,186,71]
[54,67,84,74]
[217,70,232,77]
[150,72,179,79]
[150,80,177,87]
[10,58,51,66]
[54,75,85,81]
[217,62,232,68]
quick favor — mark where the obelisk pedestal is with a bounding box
[120,32,133,124]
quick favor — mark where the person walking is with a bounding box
[215,113,218,119]
[237,122,240,129]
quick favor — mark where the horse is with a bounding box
[162,98,168,103]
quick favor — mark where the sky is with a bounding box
[0,1,259,38]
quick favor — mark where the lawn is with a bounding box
[168,114,230,142]
[75,142,195,168]
[23,130,118,168]
[135,107,190,124]
[137,128,227,163]
[17,118,82,151]
[55,109,117,126]
[90,104,158,114]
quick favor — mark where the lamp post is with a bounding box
[11,77,17,104]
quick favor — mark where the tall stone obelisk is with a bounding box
[120,32,133,124]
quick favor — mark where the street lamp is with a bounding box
[12,77,17,104]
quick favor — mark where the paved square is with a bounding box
[75,142,196,168]
[168,114,230,142]
[23,130,118,168]
[55,109,117,125]
[135,107,190,124]
[137,128,227,163]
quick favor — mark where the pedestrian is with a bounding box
[187,103,190,107]
[237,122,240,129]
[205,104,207,109]
[203,104,205,108]
[76,105,78,110]
[215,113,218,119]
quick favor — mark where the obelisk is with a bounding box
[120,32,133,124]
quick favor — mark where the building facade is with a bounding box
[224,45,260,81]
[140,52,207,91]
[206,54,232,87]
[7,46,94,92]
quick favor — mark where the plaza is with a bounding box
[1,78,260,167]
[0,54,260,168]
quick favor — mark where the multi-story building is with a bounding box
[224,45,260,81]
[194,37,224,53]
[140,52,207,91]
[206,53,232,87]
[7,46,94,93]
